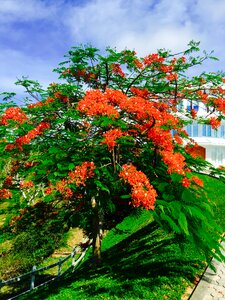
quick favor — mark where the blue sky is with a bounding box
[1,0,225,102]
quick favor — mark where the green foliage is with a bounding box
[1,41,225,267]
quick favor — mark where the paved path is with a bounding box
[189,242,225,300]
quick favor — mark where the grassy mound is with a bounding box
[3,174,225,299]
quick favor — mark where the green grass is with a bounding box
[17,213,205,300]
[198,173,225,231]
[3,174,225,300]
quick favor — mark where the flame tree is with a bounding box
[1,41,225,263]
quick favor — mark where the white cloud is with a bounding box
[64,0,201,52]
[0,49,58,96]
[61,0,225,73]
[1,0,225,101]
[0,0,60,23]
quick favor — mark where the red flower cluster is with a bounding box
[143,53,165,66]
[146,127,174,152]
[214,97,225,114]
[0,188,12,199]
[110,63,125,77]
[133,59,143,69]
[182,177,190,188]
[20,180,34,189]
[68,161,95,186]
[161,150,186,175]
[102,129,124,150]
[44,162,95,199]
[78,88,187,176]
[160,65,173,72]
[209,117,221,129]
[173,133,183,145]
[0,107,27,125]
[44,187,53,195]
[119,164,157,210]
[54,92,69,103]
[196,90,208,103]
[77,89,120,118]
[56,179,73,198]
[28,97,54,109]
[191,176,204,187]
[24,161,37,167]
[185,142,203,159]
[5,121,50,151]
[3,176,13,187]
[70,69,97,82]
[181,176,204,188]
[130,87,149,99]
[165,72,178,81]
[191,108,197,119]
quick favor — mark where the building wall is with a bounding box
[181,99,225,167]
[184,122,225,167]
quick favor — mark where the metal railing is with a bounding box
[0,239,92,300]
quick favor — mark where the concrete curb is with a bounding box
[189,242,225,300]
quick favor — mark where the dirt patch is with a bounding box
[51,227,85,258]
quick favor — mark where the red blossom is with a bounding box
[44,187,53,195]
[174,134,183,145]
[182,177,190,188]
[165,72,178,81]
[130,87,149,99]
[3,176,13,187]
[191,108,197,119]
[24,161,37,167]
[161,150,186,175]
[160,65,173,72]
[5,121,50,151]
[196,90,208,103]
[0,188,12,199]
[56,179,73,198]
[54,92,69,103]
[110,63,125,77]
[209,117,221,129]
[214,97,225,114]
[28,97,54,109]
[119,164,157,210]
[102,128,124,150]
[68,161,95,186]
[77,89,120,118]
[20,180,34,189]
[143,53,165,66]
[0,107,27,125]
[185,143,203,159]
[191,176,204,187]
[133,59,143,69]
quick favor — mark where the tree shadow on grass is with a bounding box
[18,221,203,299]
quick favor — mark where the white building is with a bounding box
[182,100,225,167]
[185,122,225,167]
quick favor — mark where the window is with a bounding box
[186,124,192,136]
[202,124,212,137]
[220,125,225,138]
[193,103,199,111]
[202,124,206,136]
[193,123,198,137]
[211,147,224,165]
[207,125,212,137]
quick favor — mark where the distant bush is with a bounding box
[0,201,69,280]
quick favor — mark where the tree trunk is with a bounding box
[91,196,102,264]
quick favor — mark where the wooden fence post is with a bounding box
[58,258,62,277]
[30,265,36,290]
[72,248,76,267]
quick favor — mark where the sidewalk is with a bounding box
[189,242,225,300]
